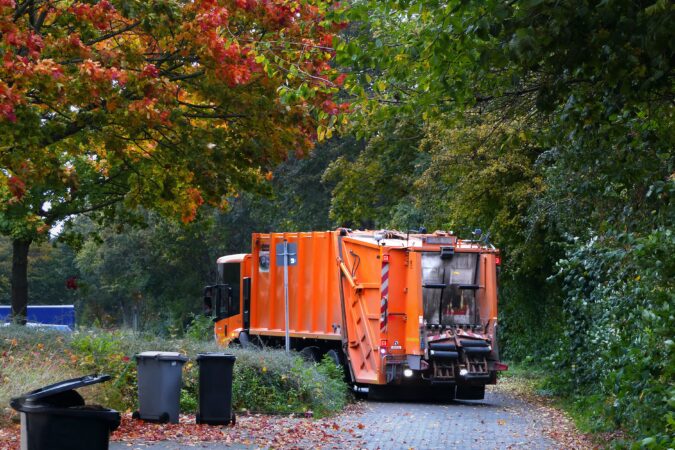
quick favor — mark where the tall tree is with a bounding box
[0,0,345,322]
[333,0,673,441]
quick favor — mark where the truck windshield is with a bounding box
[421,252,479,326]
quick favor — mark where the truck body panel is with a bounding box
[249,232,342,340]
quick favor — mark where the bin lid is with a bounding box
[196,352,236,361]
[10,374,110,406]
[135,351,188,362]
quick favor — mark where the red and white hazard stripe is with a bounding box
[380,260,389,333]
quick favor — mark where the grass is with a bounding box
[0,326,350,424]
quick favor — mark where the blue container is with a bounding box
[0,305,75,329]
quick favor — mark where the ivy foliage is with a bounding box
[553,227,674,445]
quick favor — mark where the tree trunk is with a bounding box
[11,238,32,325]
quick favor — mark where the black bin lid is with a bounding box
[196,352,236,361]
[17,374,110,404]
[10,374,111,411]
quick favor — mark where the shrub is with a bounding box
[228,349,349,417]
[551,228,674,445]
[184,314,214,342]
[0,328,350,419]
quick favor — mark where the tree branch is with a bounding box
[182,112,247,119]
[85,21,142,46]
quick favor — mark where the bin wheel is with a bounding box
[230,412,236,426]
[159,412,170,423]
[196,413,201,424]
[132,411,140,420]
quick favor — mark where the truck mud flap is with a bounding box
[456,385,485,400]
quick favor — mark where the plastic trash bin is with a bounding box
[9,374,121,450]
[133,351,188,424]
[196,353,236,425]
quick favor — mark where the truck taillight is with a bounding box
[495,256,501,266]
[494,362,509,371]
[380,339,388,354]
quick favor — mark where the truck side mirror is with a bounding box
[203,286,215,317]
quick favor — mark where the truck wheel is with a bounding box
[326,349,341,366]
[300,346,320,362]
[238,331,251,349]
[327,349,354,384]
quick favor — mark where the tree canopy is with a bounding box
[330,0,673,444]
[0,0,345,319]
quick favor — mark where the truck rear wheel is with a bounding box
[326,349,355,384]
[326,349,341,366]
[299,346,320,362]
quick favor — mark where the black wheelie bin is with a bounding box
[195,352,236,425]
[9,374,121,450]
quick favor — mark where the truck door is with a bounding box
[217,262,240,320]
[204,262,242,342]
[242,277,251,330]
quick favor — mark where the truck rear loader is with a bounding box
[203,229,507,400]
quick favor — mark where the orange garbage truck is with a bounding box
[203,229,507,399]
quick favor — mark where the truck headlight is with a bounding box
[403,369,413,377]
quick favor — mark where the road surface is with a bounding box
[110,386,559,449]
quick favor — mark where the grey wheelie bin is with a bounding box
[9,374,121,450]
[196,352,236,425]
[133,351,188,424]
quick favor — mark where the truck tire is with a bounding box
[326,349,341,366]
[326,349,354,384]
[300,346,320,362]
[238,331,251,349]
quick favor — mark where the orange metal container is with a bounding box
[249,231,342,340]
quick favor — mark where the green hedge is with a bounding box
[549,228,674,447]
[0,328,350,419]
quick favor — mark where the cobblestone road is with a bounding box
[335,387,557,449]
[110,386,558,450]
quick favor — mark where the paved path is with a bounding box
[110,387,558,449]
[338,389,556,449]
